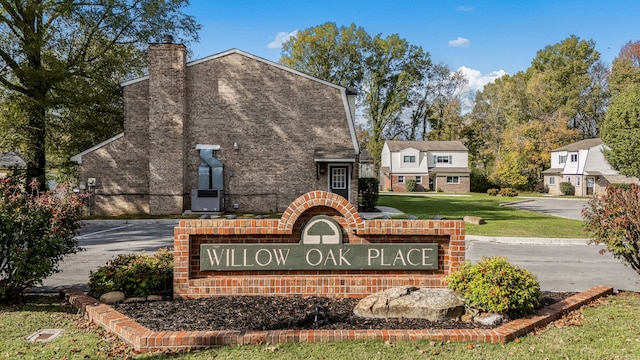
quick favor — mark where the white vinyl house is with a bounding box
[380,140,470,192]
[542,138,639,196]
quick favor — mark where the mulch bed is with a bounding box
[113,292,574,332]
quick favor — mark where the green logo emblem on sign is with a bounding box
[301,215,342,244]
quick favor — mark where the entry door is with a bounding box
[329,166,350,200]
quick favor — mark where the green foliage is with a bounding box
[534,182,549,193]
[583,184,640,275]
[498,187,518,197]
[601,85,640,178]
[470,169,494,193]
[404,179,417,192]
[559,182,575,195]
[88,248,174,298]
[446,256,541,318]
[358,177,379,210]
[0,179,83,302]
[487,188,499,196]
[0,1,200,187]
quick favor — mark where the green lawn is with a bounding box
[377,193,588,238]
[3,293,640,359]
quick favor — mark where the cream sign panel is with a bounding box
[200,216,438,271]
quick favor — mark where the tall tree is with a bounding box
[600,85,640,177]
[280,23,432,172]
[609,40,640,95]
[0,0,199,187]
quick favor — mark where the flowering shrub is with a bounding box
[0,178,84,302]
[583,184,640,275]
[446,256,541,318]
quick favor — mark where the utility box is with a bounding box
[190,189,224,212]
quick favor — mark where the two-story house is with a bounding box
[542,138,639,196]
[71,38,359,215]
[380,140,470,193]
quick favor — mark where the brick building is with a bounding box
[71,39,359,215]
[380,140,470,193]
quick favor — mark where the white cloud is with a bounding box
[448,37,470,48]
[267,30,299,49]
[456,66,508,113]
[456,5,474,11]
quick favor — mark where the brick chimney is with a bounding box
[148,36,187,214]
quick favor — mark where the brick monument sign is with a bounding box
[173,191,465,299]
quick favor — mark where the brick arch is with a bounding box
[278,191,364,233]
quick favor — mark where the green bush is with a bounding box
[446,256,541,318]
[0,179,83,303]
[358,177,379,210]
[404,179,417,192]
[583,184,640,275]
[498,187,518,197]
[559,182,575,195]
[487,188,499,196]
[89,248,174,298]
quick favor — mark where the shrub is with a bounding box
[559,182,575,195]
[89,248,174,298]
[446,256,541,318]
[534,182,549,193]
[498,187,518,197]
[487,188,499,196]
[470,169,494,193]
[583,184,640,275]
[0,179,84,303]
[358,177,379,210]
[404,179,417,192]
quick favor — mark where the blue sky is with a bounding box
[184,0,638,96]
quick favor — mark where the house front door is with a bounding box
[329,165,350,200]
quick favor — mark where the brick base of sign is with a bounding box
[174,191,466,299]
[64,286,614,353]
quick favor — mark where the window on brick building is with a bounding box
[398,176,404,184]
[446,176,459,184]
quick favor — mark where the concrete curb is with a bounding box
[81,219,181,225]
[467,235,591,245]
[64,286,613,353]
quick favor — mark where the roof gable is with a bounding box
[552,138,603,152]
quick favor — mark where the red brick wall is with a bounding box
[174,191,465,298]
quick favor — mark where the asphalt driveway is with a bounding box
[504,197,588,221]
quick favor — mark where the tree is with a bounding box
[0,1,200,188]
[280,22,368,88]
[280,23,435,173]
[600,85,640,177]
[609,40,640,95]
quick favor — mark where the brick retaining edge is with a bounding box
[64,286,613,353]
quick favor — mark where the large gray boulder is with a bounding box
[99,291,125,304]
[353,286,465,321]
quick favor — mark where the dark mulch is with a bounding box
[113,292,574,332]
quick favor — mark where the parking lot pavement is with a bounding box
[505,197,588,221]
[35,220,178,292]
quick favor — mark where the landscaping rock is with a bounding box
[463,216,486,225]
[147,295,164,301]
[474,313,506,327]
[99,291,125,304]
[353,286,465,321]
[124,297,147,303]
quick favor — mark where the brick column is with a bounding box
[148,39,186,214]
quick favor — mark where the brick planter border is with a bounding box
[64,286,613,353]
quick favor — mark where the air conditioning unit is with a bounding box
[191,189,224,212]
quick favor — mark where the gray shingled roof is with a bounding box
[552,138,603,152]
[0,152,26,168]
[385,140,467,152]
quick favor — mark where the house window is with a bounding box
[434,155,452,164]
[403,155,416,163]
[570,154,578,162]
[559,155,567,164]
[566,176,571,183]
[446,176,459,184]
[398,176,404,184]
[549,176,555,185]
[415,176,422,184]
[577,177,581,186]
